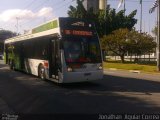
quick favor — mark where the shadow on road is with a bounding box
[0,61,160,114]
[61,74,160,93]
[103,74,160,93]
[58,74,160,113]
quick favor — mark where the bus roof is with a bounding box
[5,18,60,44]
[5,17,95,44]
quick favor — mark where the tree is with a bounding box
[68,0,86,18]
[127,31,156,57]
[0,30,16,53]
[101,29,156,63]
[101,28,130,63]
[152,26,158,36]
[68,0,97,22]
[68,0,137,37]
[101,8,137,36]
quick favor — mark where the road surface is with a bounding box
[0,60,160,119]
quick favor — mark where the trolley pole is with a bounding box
[157,0,160,71]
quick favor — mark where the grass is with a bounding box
[103,60,159,74]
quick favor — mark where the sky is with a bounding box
[0,0,157,35]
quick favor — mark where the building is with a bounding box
[83,0,107,12]
[99,0,107,10]
[83,0,99,12]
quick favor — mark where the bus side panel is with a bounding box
[24,58,49,76]
[21,37,52,78]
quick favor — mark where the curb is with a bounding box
[108,68,141,74]
[129,70,141,74]
[109,68,117,71]
[105,68,160,76]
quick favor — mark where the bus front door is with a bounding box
[50,39,59,79]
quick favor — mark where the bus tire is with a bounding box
[38,65,46,80]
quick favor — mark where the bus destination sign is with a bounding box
[62,30,93,36]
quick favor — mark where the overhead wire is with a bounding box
[4,0,155,32]
[108,0,153,2]
[18,0,52,32]
[18,0,155,28]
[19,0,63,27]
[2,0,38,31]
[20,0,76,28]
[30,0,50,12]
[19,0,154,33]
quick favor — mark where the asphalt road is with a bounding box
[0,60,160,119]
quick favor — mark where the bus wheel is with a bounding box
[38,65,46,80]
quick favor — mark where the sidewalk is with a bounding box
[104,68,160,81]
[107,67,160,75]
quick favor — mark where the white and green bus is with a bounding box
[4,17,103,83]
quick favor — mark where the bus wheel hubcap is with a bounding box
[40,68,44,79]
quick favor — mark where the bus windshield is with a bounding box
[63,36,102,64]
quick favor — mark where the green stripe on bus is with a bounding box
[32,20,58,34]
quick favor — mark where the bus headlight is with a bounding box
[67,67,73,72]
[98,64,103,70]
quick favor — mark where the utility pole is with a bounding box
[140,1,142,33]
[103,0,107,61]
[124,0,126,15]
[104,0,107,35]
[16,17,19,35]
[157,0,160,71]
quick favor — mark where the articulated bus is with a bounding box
[4,17,103,83]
